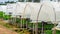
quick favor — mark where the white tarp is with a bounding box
[30,2,60,23]
[24,3,41,18]
[6,2,27,17]
[1,2,60,23]
[23,3,31,18]
[16,2,27,16]
[38,3,55,22]
[29,3,41,22]
[6,3,16,15]
[0,5,6,12]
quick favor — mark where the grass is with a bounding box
[56,30,60,34]
[45,30,52,34]
[44,30,60,34]
[19,30,30,34]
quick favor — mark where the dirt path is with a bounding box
[0,19,18,34]
[0,25,18,34]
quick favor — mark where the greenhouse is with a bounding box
[0,0,60,34]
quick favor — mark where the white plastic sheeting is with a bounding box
[6,2,27,17]
[0,5,6,12]
[29,2,60,23]
[29,3,41,22]
[37,3,55,22]
[16,2,27,16]
[24,3,41,18]
[1,2,60,23]
[6,3,16,15]
[23,3,32,18]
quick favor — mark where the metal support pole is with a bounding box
[19,15,22,29]
[35,23,38,34]
[52,23,56,34]
[21,18,22,29]
[22,18,25,31]
[26,19,28,29]
[33,23,35,34]
[52,29,56,34]
[41,21,44,34]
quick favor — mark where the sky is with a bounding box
[0,0,18,2]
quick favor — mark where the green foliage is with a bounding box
[16,18,30,24]
[38,23,54,30]
[34,0,40,2]
[45,30,60,34]
[0,11,5,18]
[44,24,54,30]
[16,18,21,23]
[45,30,52,34]
[5,1,16,4]
[3,15,11,20]
[0,11,11,20]
[56,30,60,34]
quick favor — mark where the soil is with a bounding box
[0,19,18,34]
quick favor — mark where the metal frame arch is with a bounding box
[35,3,56,34]
[23,3,34,17]
[37,3,56,23]
[22,3,34,31]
